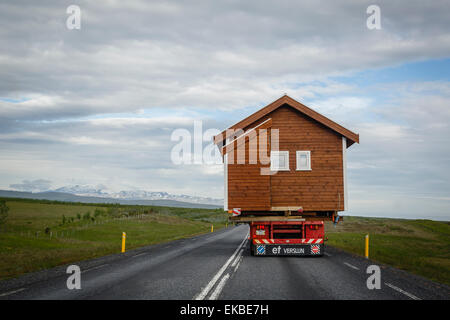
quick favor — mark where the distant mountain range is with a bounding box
[0,189,222,209]
[50,185,223,205]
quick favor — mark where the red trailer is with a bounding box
[230,213,339,256]
[249,219,325,256]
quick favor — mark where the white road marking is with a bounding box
[231,249,243,268]
[233,255,243,273]
[0,288,26,297]
[324,252,332,257]
[343,262,359,270]
[194,232,248,300]
[385,282,421,300]
[83,264,108,273]
[208,273,230,300]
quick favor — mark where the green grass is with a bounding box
[3,198,447,286]
[0,198,228,280]
[325,216,450,285]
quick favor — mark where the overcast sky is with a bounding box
[1,0,450,220]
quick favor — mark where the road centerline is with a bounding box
[231,249,243,268]
[208,273,230,300]
[193,232,248,300]
[233,255,243,273]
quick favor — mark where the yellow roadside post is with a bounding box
[122,232,126,253]
[211,225,214,233]
[365,234,369,259]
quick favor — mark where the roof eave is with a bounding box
[213,95,360,147]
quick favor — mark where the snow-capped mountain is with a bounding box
[54,185,109,197]
[50,185,223,206]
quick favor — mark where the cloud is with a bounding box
[9,179,53,192]
[0,1,450,218]
[344,81,450,219]
[0,113,228,197]
[1,1,450,120]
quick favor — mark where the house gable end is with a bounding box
[214,95,359,148]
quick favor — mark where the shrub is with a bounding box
[107,207,119,217]
[94,209,104,217]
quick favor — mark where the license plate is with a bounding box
[254,244,323,256]
[256,230,265,235]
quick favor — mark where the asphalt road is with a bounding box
[0,224,448,300]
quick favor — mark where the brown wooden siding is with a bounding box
[227,105,344,212]
[227,127,271,210]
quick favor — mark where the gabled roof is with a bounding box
[213,95,359,148]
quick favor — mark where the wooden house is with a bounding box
[213,95,359,217]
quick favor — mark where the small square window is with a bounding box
[270,151,289,171]
[296,151,311,171]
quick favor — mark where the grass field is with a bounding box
[325,216,450,285]
[0,198,227,280]
[1,198,448,286]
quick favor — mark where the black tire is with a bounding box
[250,243,255,256]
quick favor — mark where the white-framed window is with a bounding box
[296,151,311,171]
[270,151,289,171]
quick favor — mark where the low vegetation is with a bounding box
[325,216,450,285]
[0,197,227,280]
[1,198,447,286]
[0,199,8,225]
